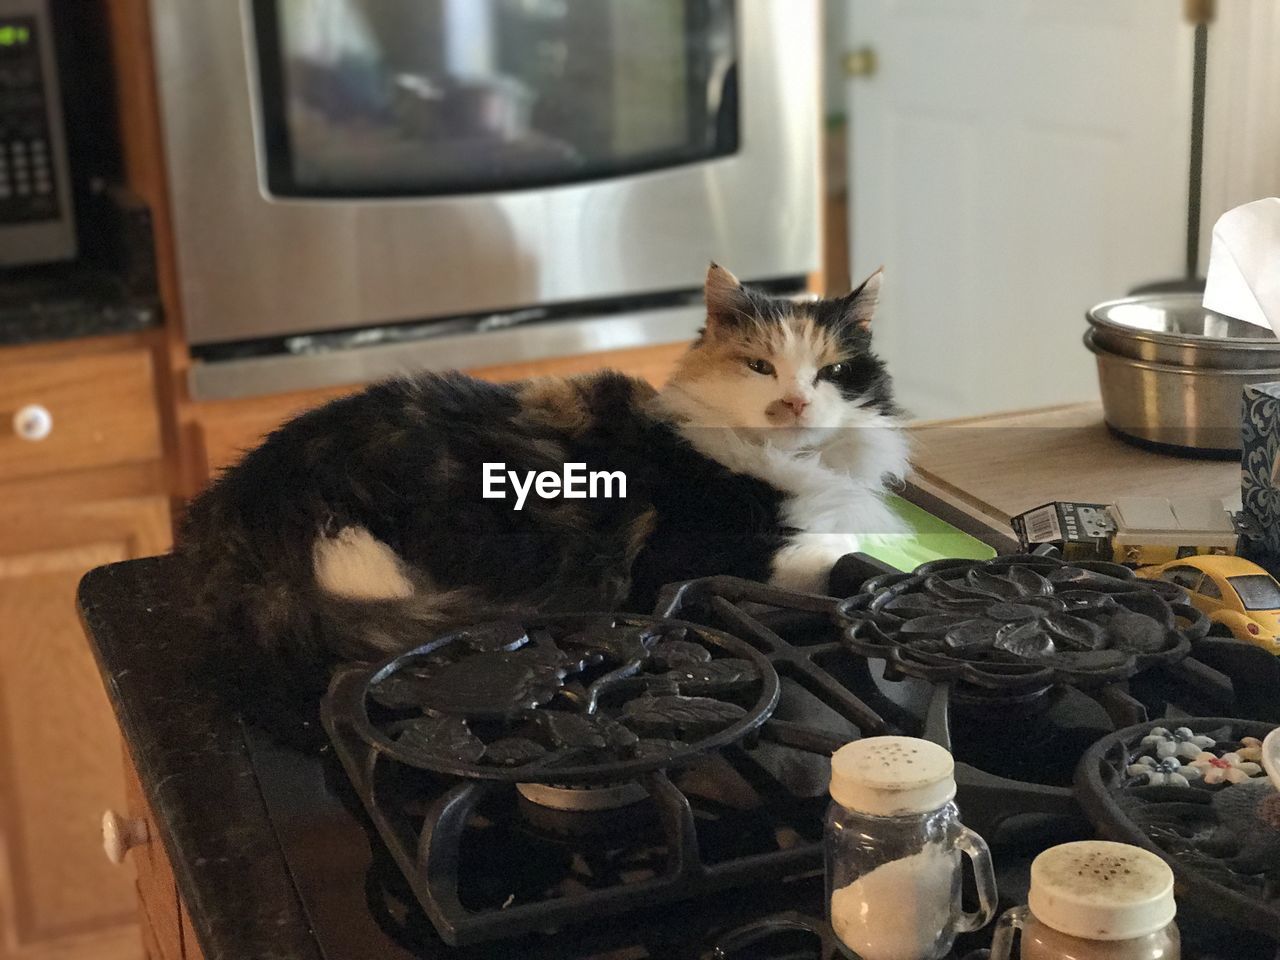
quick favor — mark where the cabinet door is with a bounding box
[0,497,170,960]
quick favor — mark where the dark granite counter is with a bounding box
[0,263,160,346]
[78,555,321,960]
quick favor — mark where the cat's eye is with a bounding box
[818,362,847,381]
[745,358,775,376]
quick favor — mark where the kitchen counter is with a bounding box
[77,404,1247,960]
[0,263,160,346]
[80,556,321,960]
[909,402,1241,531]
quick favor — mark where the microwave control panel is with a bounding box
[0,17,59,223]
[0,0,74,266]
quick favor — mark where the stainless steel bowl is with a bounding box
[1087,293,1280,369]
[1084,329,1280,454]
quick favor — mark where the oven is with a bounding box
[148,0,821,399]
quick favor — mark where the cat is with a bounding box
[179,264,908,693]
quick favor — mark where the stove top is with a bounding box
[242,554,1280,960]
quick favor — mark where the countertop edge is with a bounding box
[78,557,324,960]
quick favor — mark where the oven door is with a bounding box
[151,0,819,352]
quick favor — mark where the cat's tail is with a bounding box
[179,519,512,708]
[182,540,512,746]
[314,587,503,660]
[186,548,501,671]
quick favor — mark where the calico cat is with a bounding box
[180,264,907,689]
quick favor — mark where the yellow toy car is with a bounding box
[1136,556,1280,652]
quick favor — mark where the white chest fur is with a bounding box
[671,410,911,595]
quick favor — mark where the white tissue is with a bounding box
[1202,197,1280,332]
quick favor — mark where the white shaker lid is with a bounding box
[1029,841,1176,941]
[829,736,956,816]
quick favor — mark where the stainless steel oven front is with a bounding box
[150,0,820,399]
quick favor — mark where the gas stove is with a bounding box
[242,554,1280,960]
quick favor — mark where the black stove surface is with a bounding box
[242,563,1280,960]
[246,724,837,960]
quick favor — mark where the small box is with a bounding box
[1241,381,1280,573]
[1011,502,1114,561]
[1108,496,1238,565]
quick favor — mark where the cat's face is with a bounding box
[666,265,897,442]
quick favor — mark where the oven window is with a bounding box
[252,0,739,197]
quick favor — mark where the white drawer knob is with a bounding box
[13,404,52,442]
[101,810,150,865]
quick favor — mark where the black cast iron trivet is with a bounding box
[330,614,780,784]
[835,553,1204,690]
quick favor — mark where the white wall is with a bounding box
[1199,1,1280,267]
[836,0,1280,420]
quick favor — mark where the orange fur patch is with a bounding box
[670,310,851,387]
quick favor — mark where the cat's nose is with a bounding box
[782,395,809,416]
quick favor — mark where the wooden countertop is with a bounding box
[907,403,1241,544]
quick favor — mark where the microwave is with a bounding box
[150,1,821,399]
[0,0,74,266]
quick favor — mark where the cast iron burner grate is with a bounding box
[329,615,781,785]
[655,556,1280,844]
[322,613,872,946]
[308,556,1280,956]
[835,554,1203,690]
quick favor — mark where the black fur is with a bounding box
[181,371,788,680]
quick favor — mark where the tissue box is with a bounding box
[1241,382,1280,573]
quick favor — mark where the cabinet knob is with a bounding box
[102,810,150,865]
[13,404,53,441]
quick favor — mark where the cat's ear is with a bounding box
[840,268,883,332]
[704,262,748,334]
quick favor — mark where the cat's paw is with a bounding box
[768,534,864,595]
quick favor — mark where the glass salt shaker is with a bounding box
[990,841,1179,960]
[825,736,998,960]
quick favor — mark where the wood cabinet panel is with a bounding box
[177,903,203,960]
[0,498,169,960]
[190,342,689,480]
[122,758,180,960]
[0,350,161,486]
[192,385,358,479]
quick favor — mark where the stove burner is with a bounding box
[836,554,1203,690]
[321,612,846,946]
[516,780,649,811]
[327,614,781,785]
[1077,716,1280,940]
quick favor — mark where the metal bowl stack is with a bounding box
[1085,293,1280,456]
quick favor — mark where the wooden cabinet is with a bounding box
[183,340,690,485]
[0,350,162,484]
[0,497,169,960]
[0,335,169,960]
[119,755,201,960]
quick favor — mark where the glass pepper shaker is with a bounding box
[990,841,1179,960]
[825,736,998,960]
